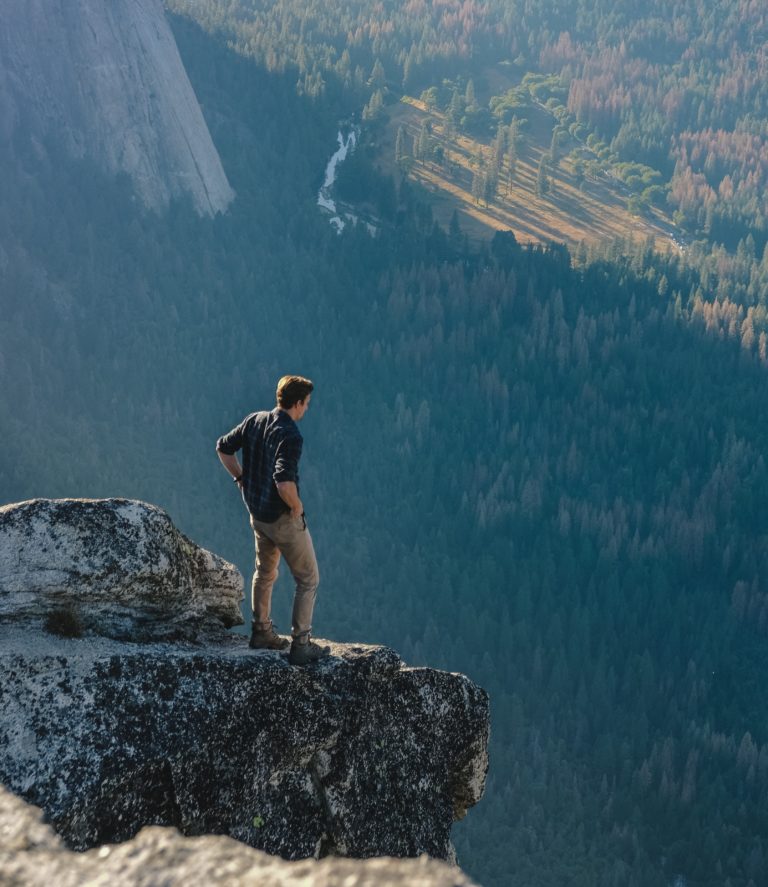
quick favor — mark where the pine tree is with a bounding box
[362,89,384,121]
[485,155,500,203]
[506,137,518,194]
[536,153,551,197]
[449,89,463,125]
[493,128,506,169]
[370,58,386,89]
[506,148,518,193]
[550,128,564,166]
[417,121,432,164]
[472,167,486,204]
[508,118,521,149]
[572,156,585,190]
[465,79,477,109]
[402,45,417,89]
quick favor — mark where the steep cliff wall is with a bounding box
[0,0,235,215]
[0,499,489,868]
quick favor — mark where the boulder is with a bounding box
[0,498,243,641]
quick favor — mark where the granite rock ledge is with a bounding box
[0,498,489,870]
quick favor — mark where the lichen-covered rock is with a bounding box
[0,498,243,641]
[0,630,488,865]
[0,786,481,886]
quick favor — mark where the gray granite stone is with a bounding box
[0,498,243,641]
[0,0,235,215]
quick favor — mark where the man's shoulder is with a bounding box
[230,410,271,442]
[242,409,271,426]
[273,409,302,440]
[243,408,301,444]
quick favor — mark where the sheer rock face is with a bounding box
[0,498,489,868]
[0,635,488,863]
[0,787,481,887]
[0,498,244,641]
[0,0,235,215]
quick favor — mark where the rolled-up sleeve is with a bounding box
[216,420,246,455]
[273,435,303,484]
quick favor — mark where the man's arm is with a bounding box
[216,419,247,487]
[217,450,244,487]
[276,481,302,518]
[273,435,303,517]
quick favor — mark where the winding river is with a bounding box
[317,130,357,233]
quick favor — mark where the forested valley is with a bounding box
[3,4,768,886]
[168,0,768,248]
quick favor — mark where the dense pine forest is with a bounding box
[3,4,768,886]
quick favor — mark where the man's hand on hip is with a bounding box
[276,480,303,518]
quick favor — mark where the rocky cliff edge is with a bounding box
[0,498,489,875]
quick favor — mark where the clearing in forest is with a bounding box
[373,85,679,252]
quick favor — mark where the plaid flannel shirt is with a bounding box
[217,408,303,522]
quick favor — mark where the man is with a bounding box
[216,375,330,665]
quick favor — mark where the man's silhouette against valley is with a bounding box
[216,375,329,665]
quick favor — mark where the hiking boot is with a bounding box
[288,636,331,666]
[249,621,290,651]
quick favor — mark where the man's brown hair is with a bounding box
[276,375,314,409]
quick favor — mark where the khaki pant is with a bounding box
[249,511,319,639]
